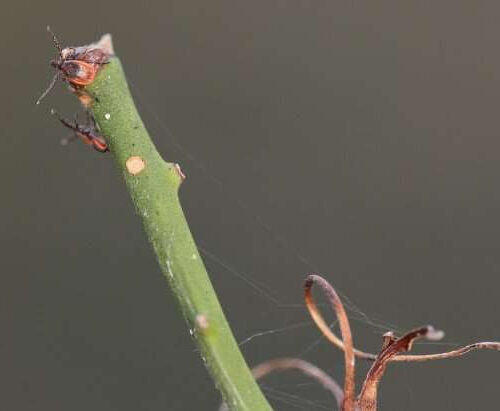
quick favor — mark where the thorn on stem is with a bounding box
[174,163,186,182]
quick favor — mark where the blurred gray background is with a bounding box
[2,1,500,410]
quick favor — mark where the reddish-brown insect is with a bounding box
[37,27,111,105]
[51,109,108,153]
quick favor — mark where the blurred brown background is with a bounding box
[2,1,500,410]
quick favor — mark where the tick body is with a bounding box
[51,109,109,153]
[53,46,109,87]
[37,27,111,105]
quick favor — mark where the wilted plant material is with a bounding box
[241,274,500,411]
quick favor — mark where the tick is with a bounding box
[51,109,108,153]
[37,27,111,105]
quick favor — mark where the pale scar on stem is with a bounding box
[126,156,146,175]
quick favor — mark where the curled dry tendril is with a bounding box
[301,274,500,410]
[220,274,500,411]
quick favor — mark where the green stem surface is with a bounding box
[85,57,272,411]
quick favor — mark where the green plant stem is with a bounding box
[84,55,272,410]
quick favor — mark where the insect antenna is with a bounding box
[46,25,63,55]
[36,72,60,105]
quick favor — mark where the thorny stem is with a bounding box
[304,275,356,411]
[71,35,272,411]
